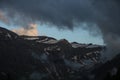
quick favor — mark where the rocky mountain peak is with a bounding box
[0,27,19,40]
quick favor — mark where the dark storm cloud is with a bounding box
[0,0,98,28]
[0,0,120,59]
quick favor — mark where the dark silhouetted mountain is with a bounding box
[91,53,120,80]
[0,26,108,80]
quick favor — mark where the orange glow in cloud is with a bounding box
[13,23,39,36]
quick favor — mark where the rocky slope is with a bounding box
[0,26,113,80]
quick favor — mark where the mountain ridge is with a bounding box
[0,26,119,80]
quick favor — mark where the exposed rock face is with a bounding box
[0,26,107,80]
[0,27,19,40]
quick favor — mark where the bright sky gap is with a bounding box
[0,22,104,45]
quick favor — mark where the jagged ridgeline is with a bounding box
[0,26,109,80]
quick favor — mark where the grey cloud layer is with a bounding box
[0,0,98,28]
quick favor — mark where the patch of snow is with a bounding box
[72,43,87,48]
[86,45,99,48]
[7,33,11,38]
[26,37,39,40]
[44,39,57,44]
[36,39,57,44]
